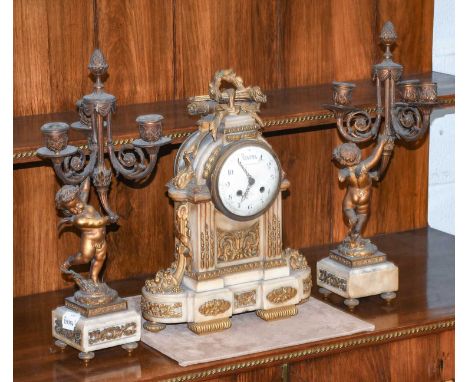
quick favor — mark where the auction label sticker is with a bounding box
[62,311,81,330]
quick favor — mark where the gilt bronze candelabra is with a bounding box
[318,21,438,309]
[40,49,171,360]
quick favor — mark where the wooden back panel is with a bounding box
[13,0,434,296]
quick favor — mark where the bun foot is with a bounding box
[78,351,95,365]
[144,321,166,333]
[54,339,67,351]
[381,291,397,304]
[318,287,332,300]
[344,298,359,311]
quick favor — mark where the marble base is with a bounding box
[141,266,311,334]
[316,257,398,300]
[52,305,141,353]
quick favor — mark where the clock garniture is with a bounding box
[141,70,312,334]
[318,21,438,310]
[38,49,170,361]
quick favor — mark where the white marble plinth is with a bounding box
[316,257,398,299]
[52,306,141,352]
[141,266,312,330]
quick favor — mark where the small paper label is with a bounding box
[62,311,81,330]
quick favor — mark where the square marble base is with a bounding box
[316,257,398,299]
[52,305,141,352]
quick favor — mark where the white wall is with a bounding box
[428,0,455,235]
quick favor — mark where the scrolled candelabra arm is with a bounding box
[390,104,425,142]
[108,113,171,182]
[37,122,98,185]
[107,141,163,181]
[326,81,379,144]
[51,147,98,185]
[391,81,438,143]
[108,141,148,178]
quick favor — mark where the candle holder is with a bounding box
[318,21,438,310]
[38,49,171,361]
[37,49,171,222]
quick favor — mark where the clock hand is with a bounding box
[238,160,255,203]
[238,159,254,180]
[241,184,252,203]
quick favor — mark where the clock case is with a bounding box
[141,71,311,334]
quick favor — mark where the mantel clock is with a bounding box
[141,70,311,334]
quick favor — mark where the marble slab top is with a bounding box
[127,295,374,367]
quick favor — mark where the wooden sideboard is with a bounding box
[13,228,455,381]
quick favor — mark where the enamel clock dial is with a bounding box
[211,141,281,221]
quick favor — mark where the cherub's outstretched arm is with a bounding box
[358,134,388,173]
[79,177,91,204]
[57,216,73,232]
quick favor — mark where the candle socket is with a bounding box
[419,82,438,103]
[40,122,70,154]
[397,80,420,103]
[136,114,163,143]
[332,82,356,106]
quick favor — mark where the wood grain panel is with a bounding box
[290,342,391,381]
[96,0,175,104]
[439,330,455,380]
[281,0,334,87]
[13,165,80,296]
[372,138,429,235]
[13,0,94,117]
[236,366,284,382]
[377,0,434,74]
[174,0,282,99]
[281,0,376,87]
[105,146,177,282]
[267,127,333,248]
[388,333,444,381]
[289,333,450,381]
[330,0,377,82]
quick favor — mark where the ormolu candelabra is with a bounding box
[318,21,438,309]
[38,49,171,222]
[39,49,170,360]
[327,21,437,252]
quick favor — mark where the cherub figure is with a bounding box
[55,177,109,284]
[333,134,390,250]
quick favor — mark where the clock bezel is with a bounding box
[209,140,282,221]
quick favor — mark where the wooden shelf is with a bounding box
[13,72,454,165]
[13,228,454,381]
